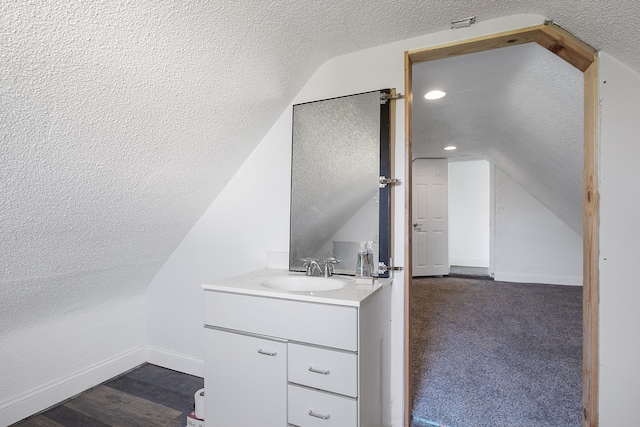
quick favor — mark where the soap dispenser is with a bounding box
[356,241,371,278]
[365,241,374,275]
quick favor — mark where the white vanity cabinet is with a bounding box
[203,276,391,427]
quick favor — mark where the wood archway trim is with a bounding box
[403,22,599,427]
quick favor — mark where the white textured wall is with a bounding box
[598,52,640,426]
[493,167,583,285]
[0,1,317,421]
[448,160,490,268]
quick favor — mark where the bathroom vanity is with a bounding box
[202,269,391,427]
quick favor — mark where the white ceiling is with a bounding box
[412,42,584,234]
[2,1,639,331]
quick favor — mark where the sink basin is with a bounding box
[261,275,349,292]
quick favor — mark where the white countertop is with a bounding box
[202,268,391,307]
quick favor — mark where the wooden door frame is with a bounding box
[403,22,599,427]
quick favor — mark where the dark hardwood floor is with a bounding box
[13,364,204,427]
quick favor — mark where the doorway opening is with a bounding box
[403,23,599,427]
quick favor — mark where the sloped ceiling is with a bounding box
[412,42,584,235]
[2,1,639,332]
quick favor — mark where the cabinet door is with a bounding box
[204,328,287,427]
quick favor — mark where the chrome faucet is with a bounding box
[302,258,323,276]
[302,257,341,277]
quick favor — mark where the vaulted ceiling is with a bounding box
[412,42,584,234]
[2,1,639,331]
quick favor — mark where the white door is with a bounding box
[412,158,449,276]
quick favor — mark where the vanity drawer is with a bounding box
[204,291,357,351]
[288,384,357,427]
[288,343,357,397]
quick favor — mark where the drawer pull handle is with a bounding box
[308,365,331,375]
[257,349,277,357]
[308,409,331,420]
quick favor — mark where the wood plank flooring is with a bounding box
[13,364,204,427]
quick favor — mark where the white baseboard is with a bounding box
[146,346,204,378]
[493,272,583,286]
[450,257,490,268]
[0,346,146,426]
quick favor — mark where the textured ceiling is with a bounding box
[412,42,584,234]
[2,1,639,331]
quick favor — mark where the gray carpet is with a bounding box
[411,276,582,427]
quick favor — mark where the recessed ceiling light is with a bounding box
[444,146,457,151]
[425,90,446,100]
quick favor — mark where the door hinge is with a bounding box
[380,176,402,188]
[378,262,404,274]
[380,92,405,104]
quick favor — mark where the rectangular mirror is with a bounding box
[290,89,392,277]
